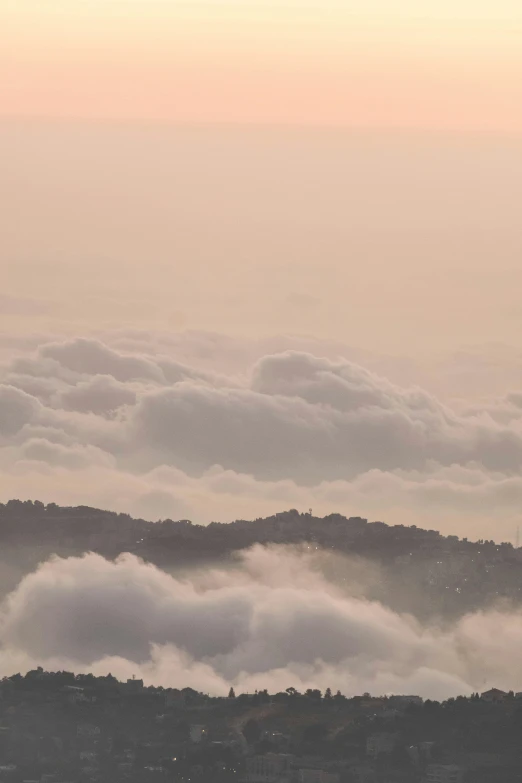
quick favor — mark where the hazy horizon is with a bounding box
[1,111,522,541]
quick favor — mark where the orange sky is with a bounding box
[2,0,522,130]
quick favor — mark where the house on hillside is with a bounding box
[124,677,144,695]
[244,753,293,783]
[480,688,508,703]
[189,725,207,743]
[389,694,423,707]
[366,733,397,758]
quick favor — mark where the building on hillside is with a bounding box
[480,688,508,703]
[125,677,144,694]
[375,707,400,720]
[64,685,94,705]
[388,694,423,707]
[425,764,463,783]
[407,741,435,767]
[360,696,385,710]
[189,725,207,744]
[366,733,397,758]
[244,753,293,783]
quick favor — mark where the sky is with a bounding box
[2,0,522,129]
[1,0,522,544]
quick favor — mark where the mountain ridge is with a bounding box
[1,500,521,621]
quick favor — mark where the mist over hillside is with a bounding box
[1,501,522,699]
[1,501,521,620]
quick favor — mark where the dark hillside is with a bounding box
[1,501,521,619]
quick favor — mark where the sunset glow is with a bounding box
[2,0,522,129]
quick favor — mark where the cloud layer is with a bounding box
[2,546,522,699]
[1,332,522,538]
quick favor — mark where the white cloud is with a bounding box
[57,374,137,416]
[0,385,40,437]
[128,351,522,481]
[2,335,522,539]
[1,547,521,699]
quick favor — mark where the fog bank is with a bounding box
[1,546,521,700]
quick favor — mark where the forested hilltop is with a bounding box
[1,501,521,619]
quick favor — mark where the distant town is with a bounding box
[0,669,521,783]
[1,501,522,621]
